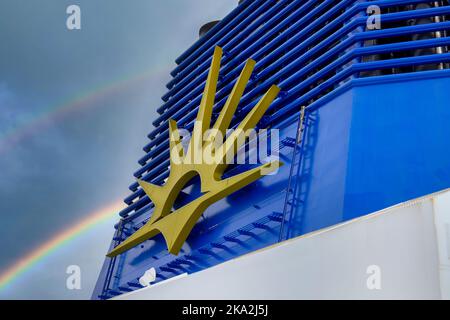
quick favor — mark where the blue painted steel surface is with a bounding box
[93,0,450,299]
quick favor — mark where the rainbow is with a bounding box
[0,62,172,291]
[0,200,124,290]
[0,64,171,153]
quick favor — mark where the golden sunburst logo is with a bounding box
[107,46,282,257]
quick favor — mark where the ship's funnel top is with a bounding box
[199,1,245,38]
[199,20,220,38]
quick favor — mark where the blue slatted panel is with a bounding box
[119,0,450,219]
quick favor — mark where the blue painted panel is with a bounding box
[286,73,450,239]
[286,89,354,237]
[344,75,450,218]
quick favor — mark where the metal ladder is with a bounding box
[279,106,307,242]
[100,219,125,298]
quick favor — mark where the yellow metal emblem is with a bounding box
[107,46,281,257]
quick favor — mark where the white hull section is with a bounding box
[114,189,450,300]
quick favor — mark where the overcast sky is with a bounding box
[0,0,237,299]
